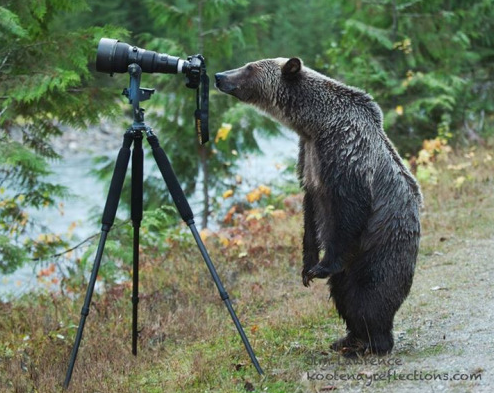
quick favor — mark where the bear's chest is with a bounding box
[302,141,324,192]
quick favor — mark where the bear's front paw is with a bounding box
[302,264,326,287]
[303,262,343,287]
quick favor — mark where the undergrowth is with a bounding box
[1,146,493,392]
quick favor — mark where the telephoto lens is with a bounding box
[96,38,185,75]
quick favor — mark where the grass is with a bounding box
[1,146,493,392]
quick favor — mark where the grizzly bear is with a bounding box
[215,58,422,356]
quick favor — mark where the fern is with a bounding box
[345,19,394,50]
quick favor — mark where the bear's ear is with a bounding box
[282,57,302,79]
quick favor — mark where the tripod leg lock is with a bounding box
[219,290,229,301]
[81,306,90,317]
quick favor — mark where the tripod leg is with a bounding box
[64,132,133,389]
[188,223,264,375]
[131,132,143,355]
[146,130,264,375]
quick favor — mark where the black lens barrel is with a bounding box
[137,47,180,74]
[96,38,181,75]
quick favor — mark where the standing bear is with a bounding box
[215,58,422,356]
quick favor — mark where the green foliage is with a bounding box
[0,0,127,272]
[0,135,68,272]
[319,0,494,153]
[248,0,343,59]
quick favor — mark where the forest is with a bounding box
[1,0,493,271]
[1,1,493,392]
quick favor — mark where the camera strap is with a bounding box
[194,56,209,145]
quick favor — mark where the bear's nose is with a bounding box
[214,72,237,94]
[215,72,226,85]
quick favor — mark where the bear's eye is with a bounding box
[247,64,254,71]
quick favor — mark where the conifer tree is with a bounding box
[0,0,125,272]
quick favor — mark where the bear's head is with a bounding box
[216,57,382,140]
[215,57,303,108]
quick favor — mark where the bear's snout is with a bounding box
[214,72,226,83]
[214,71,238,94]
[214,72,227,88]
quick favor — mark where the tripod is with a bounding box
[63,64,263,389]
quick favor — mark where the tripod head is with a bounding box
[122,64,154,127]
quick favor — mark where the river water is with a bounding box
[0,128,298,299]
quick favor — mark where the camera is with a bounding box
[96,38,203,89]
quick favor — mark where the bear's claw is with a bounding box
[302,264,332,287]
[302,273,312,287]
[303,261,345,287]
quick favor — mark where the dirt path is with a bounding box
[302,237,494,392]
[390,237,494,392]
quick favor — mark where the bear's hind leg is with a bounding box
[330,314,394,357]
[329,270,400,357]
